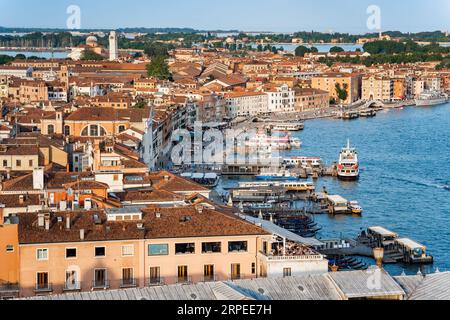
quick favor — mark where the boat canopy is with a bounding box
[192,173,205,180]
[395,238,426,251]
[368,226,398,238]
[180,172,193,178]
[326,195,348,204]
[204,173,218,180]
[240,214,323,247]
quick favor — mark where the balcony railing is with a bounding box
[63,282,81,291]
[258,251,324,261]
[120,278,137,288]
[35,283,53,293]
[92,280,110,290]
[0,283,19,292]
[201,275,217,283]
[228,274,245,281]
[148,277,165,287]
[176,276,192,285]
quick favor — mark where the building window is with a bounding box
[121,268,135,287]
[204,265,215,282]
[149,267,161,285]
[283,268,292,278]
[122,245,134,257]
[95,247,106,257]
[177,266,189,283]
[2,160,7,167]
[6,245,14,253]
[90,125,98,137]
[65,248,77,259]
[228,241,248,253]
[64,126,70,136]
[36,272,50,291]
[231,264,241,280]
[29,160,33,167]
[175,243,195,255]
[16,160,21,167]
[148,244,169,256]
[93,269,107,288]
[202,242,221,254]
[36,248,48,261]
[118,125,126,133]
[252,263,256,275]
[47,124,55,135]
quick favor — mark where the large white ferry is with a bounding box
[244,133,302,150]
[415,91,448,107]
[337,140,360,180]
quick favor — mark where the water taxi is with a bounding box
[337,140,360,180]
[348,201,363,215]
[340,111,359,120]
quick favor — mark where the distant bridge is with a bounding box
[362,100,386,109]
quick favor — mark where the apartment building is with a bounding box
[1,206,271,297]
[0,145,40,172]
[264,84,296,114]
[311,73,361,105]
[294,88,330,112]
[225,91,268,118]
[362,75,394,101]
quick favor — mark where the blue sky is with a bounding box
[0,0,449,33]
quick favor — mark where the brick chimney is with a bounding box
[65,214,71,230]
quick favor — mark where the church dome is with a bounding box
[86,35,98,46]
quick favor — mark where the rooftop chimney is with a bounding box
[44,214,50,231]
[33,167,45,190]
[80,229,85,241]
[37,213,45,228]
[65,214,71,230]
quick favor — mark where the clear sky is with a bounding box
[0,0,449,33]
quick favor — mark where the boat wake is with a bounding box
[383,175,450,191]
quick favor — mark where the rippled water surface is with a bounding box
[218,102,450,275]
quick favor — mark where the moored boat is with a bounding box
[337,139,360,180]
[415,91,448,107]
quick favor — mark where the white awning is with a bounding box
[369,226,398,238]
[395,238,426,250]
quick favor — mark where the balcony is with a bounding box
[228,274,245,281]
[0,283,19,293]
[176,276,192,285]
[120,278,137,288]
[34,283,53,293]
[201,275,217,283]
[92,280,110,290]
[63,282,81,292]
[258,251,324,262]
[148,277,165,287]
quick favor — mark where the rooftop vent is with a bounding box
[155,212,161,219]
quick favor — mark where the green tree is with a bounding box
[81,49,105,61]
[146,56,171,80]
[295,45,311,57]
[335,83,349,105]
[329,46,344,53]
[310,47,319,53]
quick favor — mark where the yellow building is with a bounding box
[11,206,270,297]
[362,75,393,101]
[311,73,361,105]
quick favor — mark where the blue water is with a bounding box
[0,50,69,59]
[218,103,450,276]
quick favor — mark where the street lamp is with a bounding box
[373,247,384,269]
